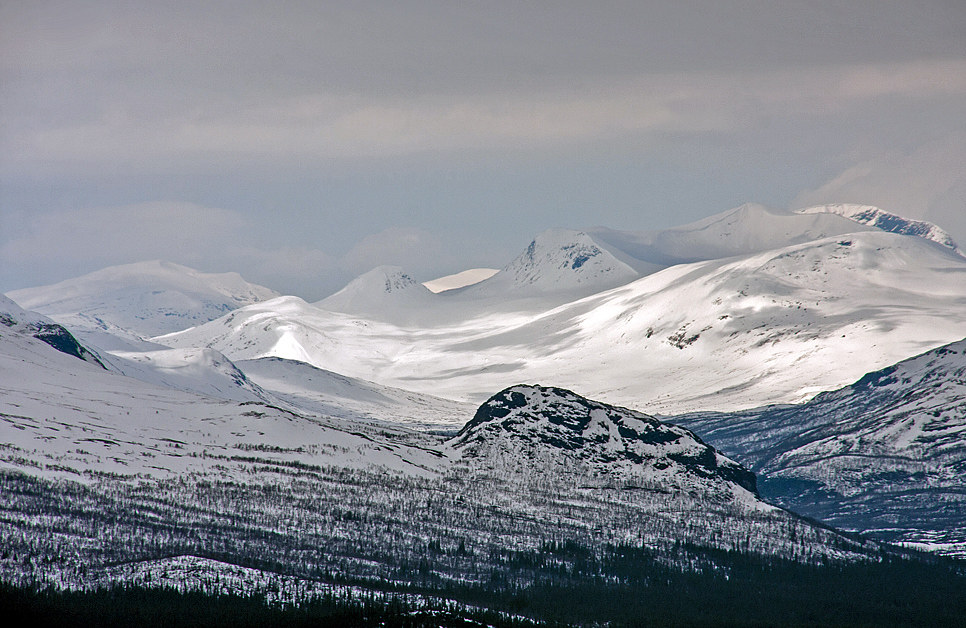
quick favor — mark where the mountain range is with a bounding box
[2,202,966,620]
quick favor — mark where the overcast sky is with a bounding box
[2,1,964,299]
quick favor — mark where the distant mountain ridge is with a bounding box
[797,204,963,255]
[160,225,966,415]
[6,260,279,346]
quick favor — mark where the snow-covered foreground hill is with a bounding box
[671,336,966,557]
[6,260,279,350]
[1,306,886,597]
[159,227,966,415]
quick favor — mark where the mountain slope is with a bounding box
[0,295,103,367]
[6,261,279,345]
[797,204,963,255]
[671,337,966,556]
[160,229,966,414]
[236,356,473,429]
[0,343,883,602]
[586,203,878,269]
[458,229,642,301]
[0,314,446,483]
[315,265,437,323]
[451,385,757,497]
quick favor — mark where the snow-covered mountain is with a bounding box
[0,294,103,367]
[0,310,447,483]
[451,385,757,498]
[160,226,966,414]
[797,204,963,255]
[0,325,883,598]
[457,229,642,301]
[586,203,880,269]
[5,261,279,348]
[315,265,437,323]
[236,356,472,429]
[671,336,966,556]
[103,347,274,405]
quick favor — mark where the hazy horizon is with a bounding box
[2,1,964,300]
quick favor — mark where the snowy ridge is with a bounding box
[451,385,759,498]
[797,204,963,255]
[586,204,877,270]
[672,336,966,555]
[6,260,279,340]
[237,356,473,429]
[105,347,275,404]
[159,229,966,414]
[0,322,450,483]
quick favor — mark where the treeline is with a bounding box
[451,542,966,627]
[0,583,544,628]
[5,545,966,628]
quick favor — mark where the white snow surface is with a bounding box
[423,268,499,293]
[797,204,963,255]
[6,260,279,341]
[586,203,878,270]
[159,228,966,415]
[0,319,451,483]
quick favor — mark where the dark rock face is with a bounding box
[31,323,99,364]
[1,308,103,368]
[453,385,758,495]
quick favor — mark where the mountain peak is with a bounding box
[463,230,640,299]
[316,265,435,320]
[5,261,280,341]
[796,205,962,255]
[451,384,757,495]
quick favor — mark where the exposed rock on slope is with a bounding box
[797,204,962,255]
[452,385,757,496]
[671,337,966,555]
[0,295,102,367]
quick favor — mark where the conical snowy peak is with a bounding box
[316,265,435,321]
[465,230,640,299]
[796,204,963,255]
[451,385,757,494]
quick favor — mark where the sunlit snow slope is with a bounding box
[160,227,966,414]
[0,303,448,482]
